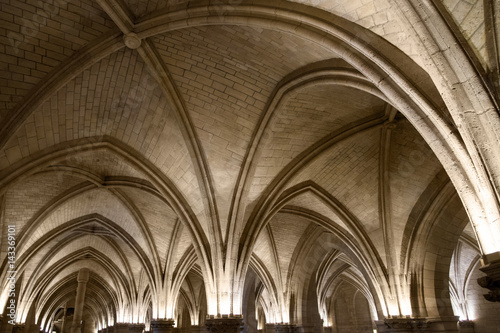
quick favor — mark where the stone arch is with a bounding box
[405,176,471,322]
[126,0,494,253]
[36,272,117,333]
[1,0,495,289]
[0,137,213,288]
[1,0,499,328]
[259,182,387,317]
[128,3,499,306]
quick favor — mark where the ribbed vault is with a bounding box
[1,0,500,332]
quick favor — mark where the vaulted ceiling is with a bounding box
[0,0,496,330]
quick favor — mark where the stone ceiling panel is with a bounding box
[451,239,479,287]
[321,254,355,292]
[389,116,443,245]
[19,188,152,260]
[1,48,157,166]
[171,226,196,275]
[153,25,336,228]
[119,187,180,273]
[41,259,119,297]
[440,0,487,70]
[284,192,350,233]
[0,0,116,118]
[289,126,381,233]
[41,234,130,281]
[249,83,385,201]
[48,148,150,180]
[290,0,423,67]
[0,47,208,233]
[122,0,177,18]
[119,238,147,289]
[269,212,312,289]
[252,225,280,284]
[462,222,476,242]
[3,172,83,236]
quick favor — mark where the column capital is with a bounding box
[12,324,25,333]
[458,320,475,333]
[129,323,145,333]
[205,315,243,333]
[478,254,500,302]
[375,316,459,332]
[189,325,204,333]
[150,319,175,333]
[376,317,428,332]
[273,324,296,333]
[114,323,130,333]
[150,319,175,329]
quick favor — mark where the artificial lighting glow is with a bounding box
[207,292,218,315]
[165,304,175,320]
[0,287,10,318]
[467,306,477,321]
[280,309,290,324]
[472,212,500,255]
[450,298,466,320]
[387,299,399,317]
[319,306,328,326]
[219,292,231,315]
[399,298,412,316]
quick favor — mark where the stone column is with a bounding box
[71,269,89,333]
[150,320,175,333]
[60,304,68,333]
[205,315,243,333]
[478,254,500,302]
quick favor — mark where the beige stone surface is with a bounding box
[0,0,499,332]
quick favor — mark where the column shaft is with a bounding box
[71,269,89,333]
